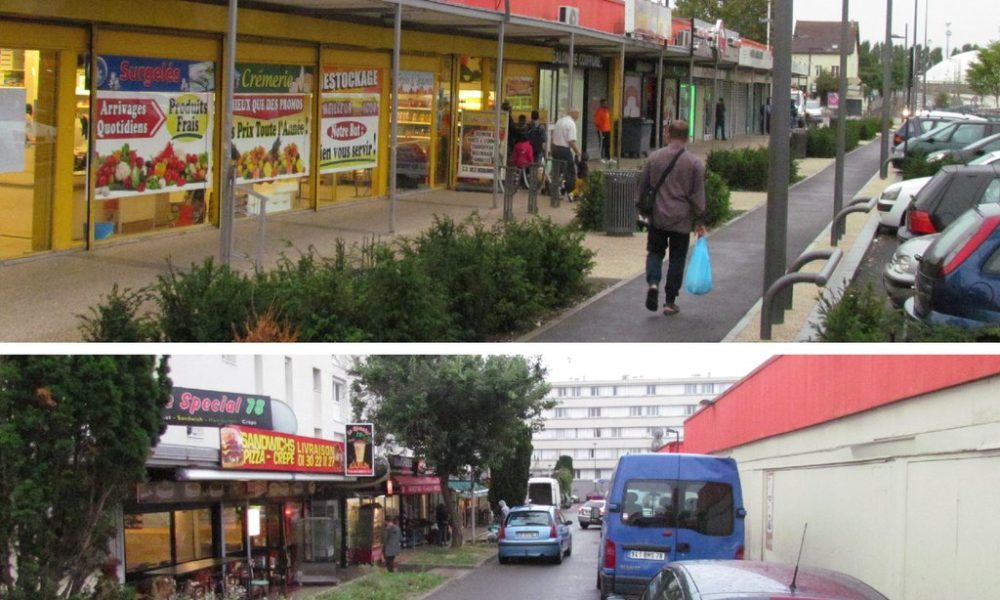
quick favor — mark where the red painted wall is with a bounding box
[683,355,1000,454]
[443,0,626,34]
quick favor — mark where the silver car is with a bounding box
[883,234,937,308]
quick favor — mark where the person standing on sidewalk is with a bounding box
[551,107,581,198]
[498,499,511,523]
[594,99,611,161]
[638,120,707,316]
[714,98,726,140]
[383,516,402,572]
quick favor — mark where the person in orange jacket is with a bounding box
[594,98,611,161]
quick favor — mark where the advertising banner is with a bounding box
[0,87,25,173]
[457,110,504,181]
[165,386,273,429]
[220,425,345,473]
[93,55,214,199]
[504,76,535,111]
[346,423,375,477]
[320,67,381,174]
[232,63,313,184]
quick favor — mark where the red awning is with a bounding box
[393,474,441,495]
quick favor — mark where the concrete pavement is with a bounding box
[0,133,889,342]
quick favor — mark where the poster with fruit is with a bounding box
[94,55,214,199]
[458,110,505,182]
[319,67,381,174]
[232,63,313,184]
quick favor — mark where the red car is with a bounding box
[611,560,888,600]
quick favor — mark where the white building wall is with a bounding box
[160,355,353,448]
[722,375,1000,600]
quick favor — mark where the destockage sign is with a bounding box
[320,67,381,174]
[165,386,273,429]
[220,425,345,473]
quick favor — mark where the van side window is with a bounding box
[623,479,734,536]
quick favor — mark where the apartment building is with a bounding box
[532,374,739,498]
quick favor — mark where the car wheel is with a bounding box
[599,573,612,600]
[565,543,572,557]
[580,522,589,529]
[553,547,563,565]
[498,555,509,565]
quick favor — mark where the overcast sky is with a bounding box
[791,0,999,50]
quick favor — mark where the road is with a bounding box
[428,513,602,600]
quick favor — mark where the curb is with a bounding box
[410,553,497,600]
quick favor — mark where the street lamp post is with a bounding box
[665,428,680,453]
[880,0,893,179]
[592,442,598,491]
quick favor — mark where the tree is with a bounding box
[814,70,839,104]
[966,42,1000,108]
[486,424,532,518]
[0,356,171,600]
[934,91,951,108]
[672,0,769,44]
[351,355,553,547]
[552,455,574,501]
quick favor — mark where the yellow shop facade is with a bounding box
[0,0,557,260]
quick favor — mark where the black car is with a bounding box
[899,164,1000,240]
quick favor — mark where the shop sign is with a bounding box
[504,76,535,111]
[135,481,230,504]
[625,0,671,41]
[165,386,273,429]
[346,423,375,476]
[389,454,428,474]
[220,425,345,473]
[93,55,214,200]
[319,67,381,174]
[232,63,313,184]
[553,50,603,69]
[457,110,504,182]
[739,46,773,70]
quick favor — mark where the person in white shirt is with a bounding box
[550,107,581,197]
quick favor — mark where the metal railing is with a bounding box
[760,248,843,340]
[830,196,875,245]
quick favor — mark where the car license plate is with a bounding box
[517,531,538,538]
[627,550,665,561]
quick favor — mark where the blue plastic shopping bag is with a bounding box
[684,236,713,295]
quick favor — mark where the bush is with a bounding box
[855,117,881,140]
[814,283,901,341]
[154,259,257,342]
[900,153,960,180]
[501,217,595,308]
[78,285,160,342]
[703,170,733,228]
[706,147,797,192]
[573,170,606,231]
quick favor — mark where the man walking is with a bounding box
[594,98,611,161]
[638,120,707,316]
[382,516,402,572]
[550,107,581,197]
[714,97,726,140]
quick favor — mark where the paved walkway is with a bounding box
[0,133,889,342]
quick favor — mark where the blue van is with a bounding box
[597,453,746,599]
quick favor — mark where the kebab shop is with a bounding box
[123,422,348,598]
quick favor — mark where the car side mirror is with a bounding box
[736,508,747,519]
[927,137,936,143]
[607,502,621,513]
[976,149,985,156]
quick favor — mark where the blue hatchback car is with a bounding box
[907,202,1000,327]
[497,504,573,564]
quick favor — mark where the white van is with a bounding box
[526,477,561,506]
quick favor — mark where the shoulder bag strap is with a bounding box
[650,148,685,195]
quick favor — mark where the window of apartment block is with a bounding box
[573,387,581,397]
[555,407,569,418]
[685,383,697,394]
[332,378,343,402]
[591,386,600,396]
[284,356,293,404]
[609,427,622,438]
[558,387,567,397]
[629,406,642,417]
[612,386,618,396]
[594,428,602,438]
[686,405,697,415]
[700,383,713,394]
[589,407,601,417]
[646,385,656,395]
[313,367,322,421]
[645,406,660,416]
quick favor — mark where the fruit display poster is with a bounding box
[457,110,505,181]
[232,63,314,184]
[319,67,381,174]
[219,424,344,474]
[93,55,214,199]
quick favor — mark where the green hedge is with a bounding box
[805,125,860,158]
[706,147,799,192]
[900,153,961,180]
[79,216,595,342]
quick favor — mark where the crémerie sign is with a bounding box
[165,386,273,429]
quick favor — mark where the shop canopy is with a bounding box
[392,474,442,495]
[448,480,489,498]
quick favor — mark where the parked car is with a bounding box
[497,504,573,564]
[907,203,1000,328]
[898,164,1000,240]
[891,110,983,147]
[876,176,930,230]
[892,119,1000,166]
[803,99,825,126]
[609,560,889,600]
[883,234,937,308]
[967,149,1000,166]
[927,132,1000,164]
[578,499,606,529]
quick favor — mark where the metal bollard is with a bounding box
[527,163,540,214]
[503,166,519,221]
[550,159,565,208]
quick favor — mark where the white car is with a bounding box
[803,99,825,126]
[883,234,937,308]
[876,176,931,230]
[967,150,1000,166]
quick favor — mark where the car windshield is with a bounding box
[621,479,734,535]
[969,152,1000,166]
[805,100,821,109]
[507,511,551,527]
[918,121,955,140]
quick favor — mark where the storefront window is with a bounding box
[124,511,172,572]
[232,63,313,216]
[174,508,213,563]
[222,506,245,555]
[0,48,58,259]
[396,70,434,190]
[318,66,380,204]
[91,54,214,241]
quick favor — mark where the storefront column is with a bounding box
[492,18,505,210]
[567,32,575,110]
[655,49,664,148]
[219,0,238,266]
[51,49,80,250]
[389,2,401,232]
[617,42,625,161]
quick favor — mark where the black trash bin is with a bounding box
[620,118,653,157]
[603,169,641,236]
